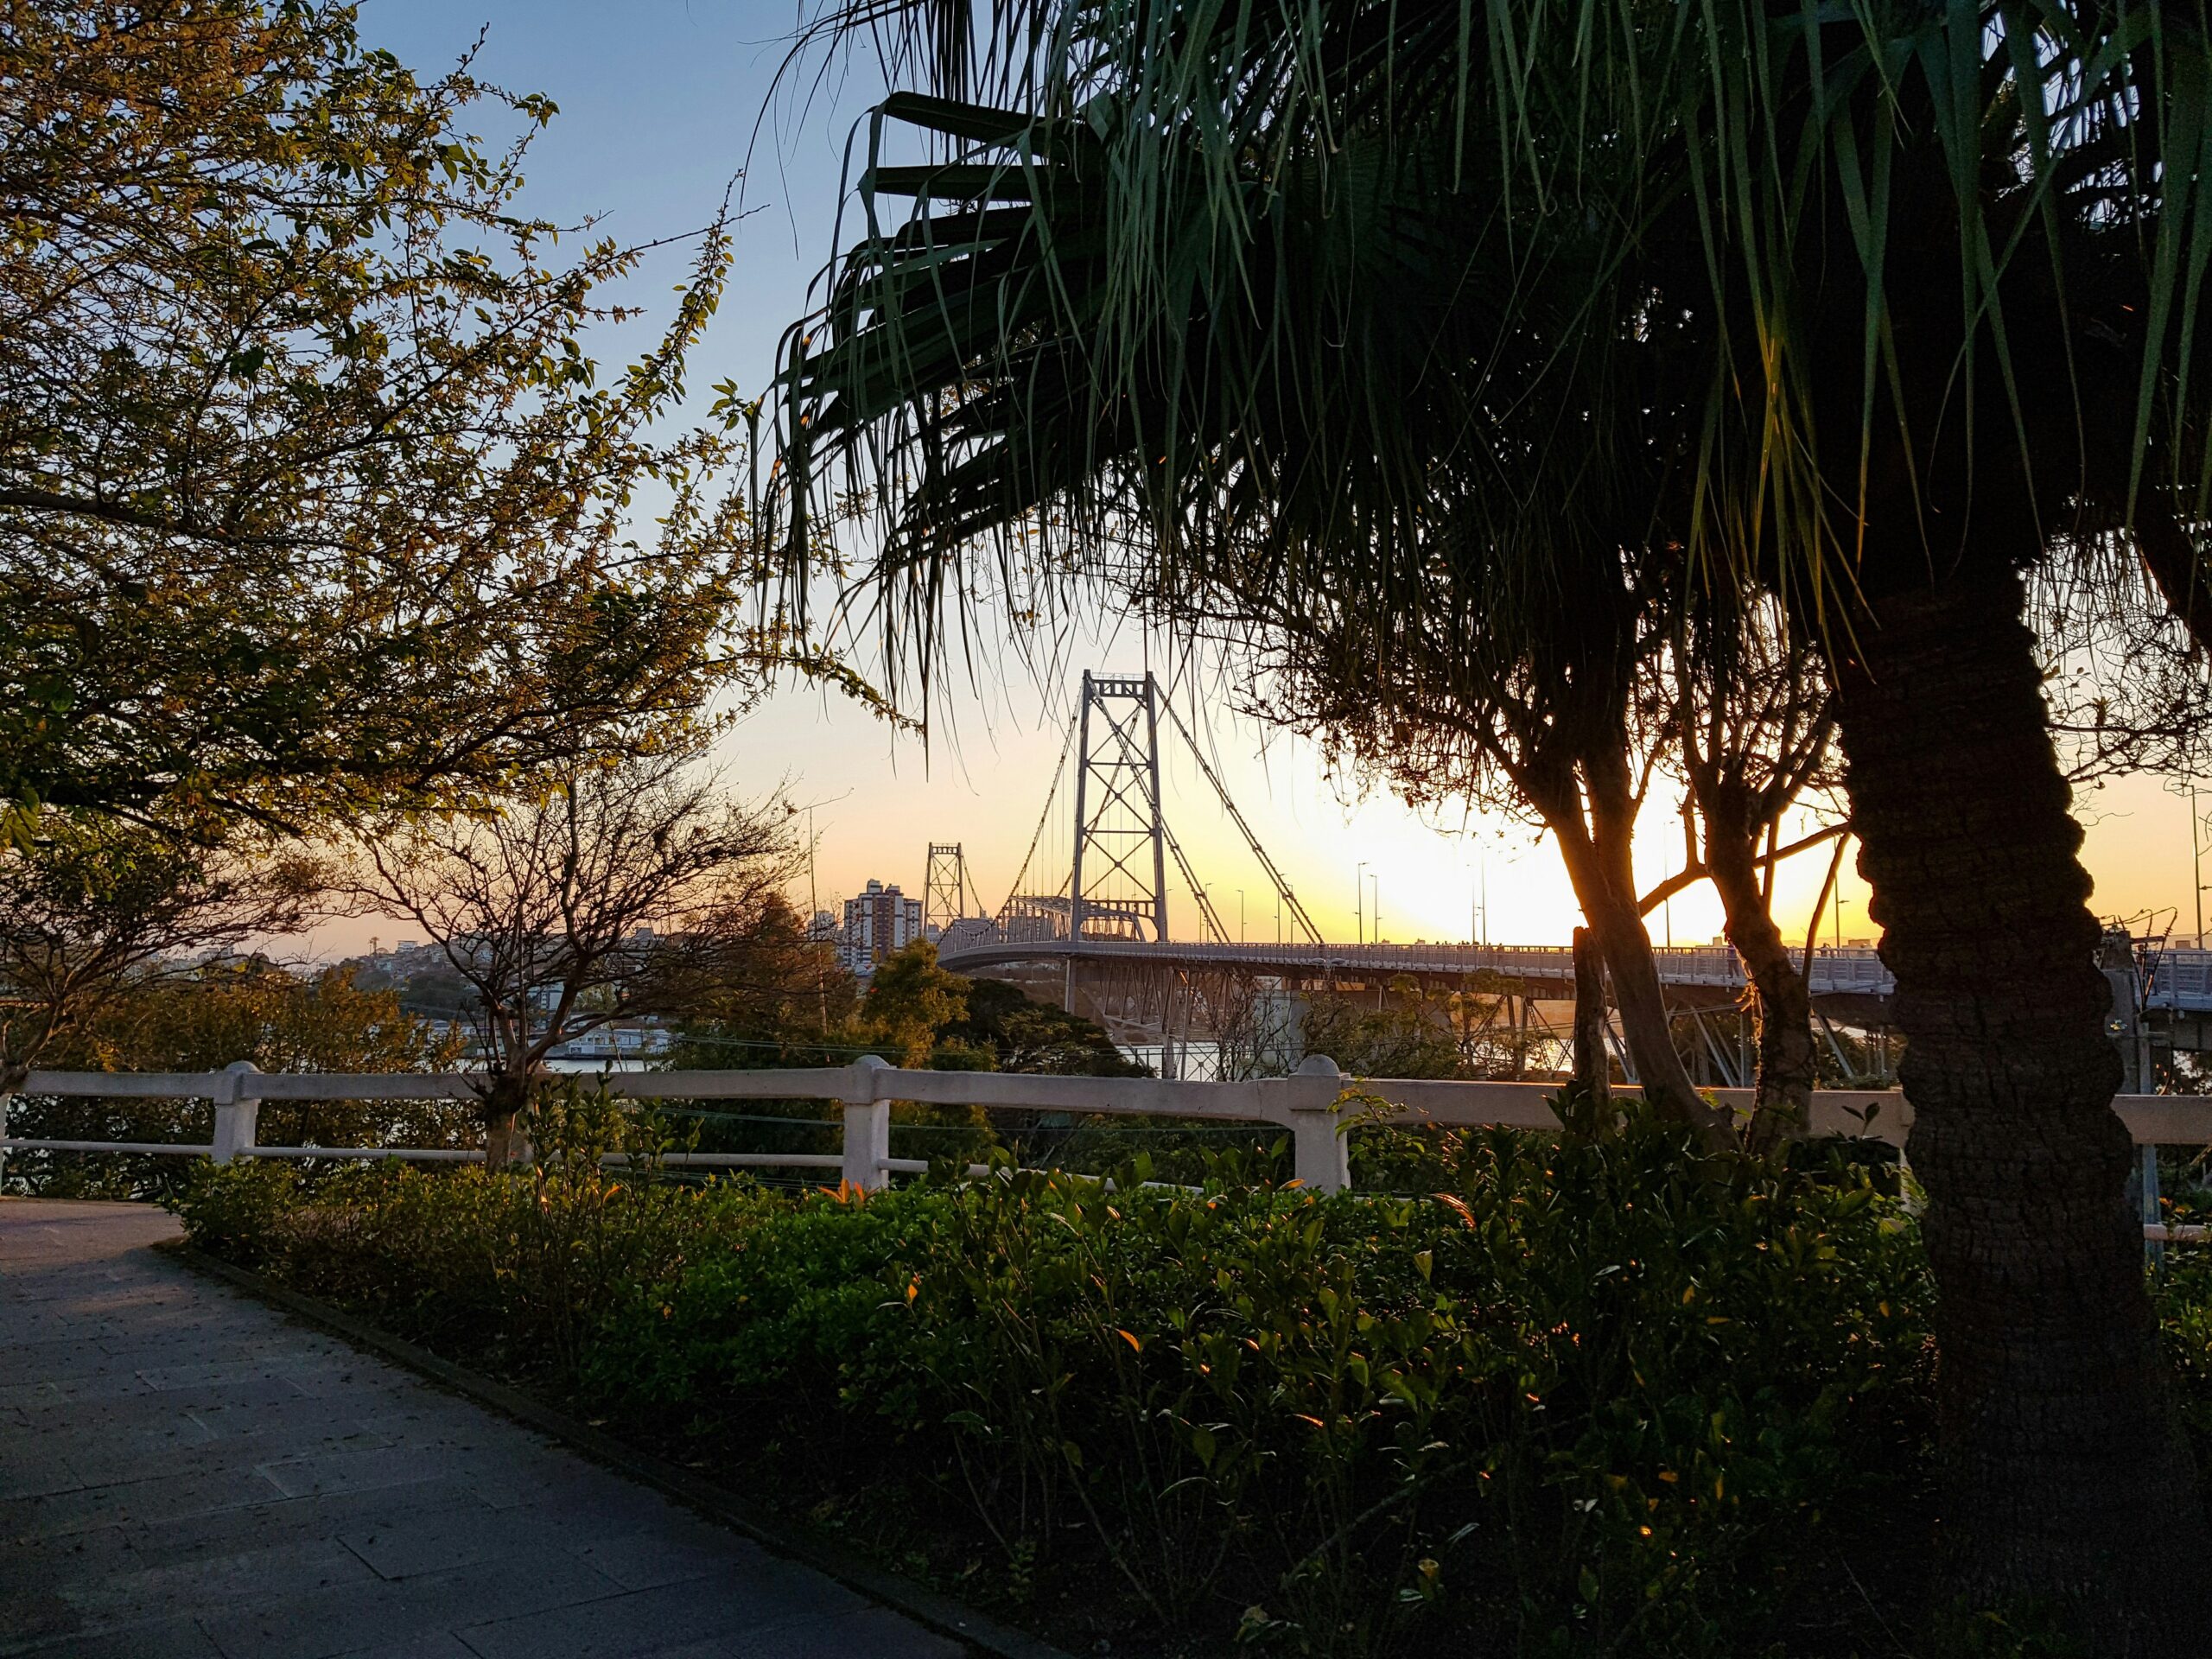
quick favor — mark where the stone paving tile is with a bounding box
[346,1637,481,1659]
[0,1449,82,1503]
[651,1607,968,1659]
[338,1504,568,1581]
[330,1502,763,1595]
[200,1550,628,1659]
[156,1483,494,1554]
[0,1334,139,1389]
[0,1518,141,1590]
[453,1568,862,1659]
[257,1441,499,1501]
[0,1201,976,1659]
[0,1462,290,1541]
[471,1465,721,1523]
[137,1352,363,1392]
[4,1611,226,1659]
[60,1533,378,1625]
[559,1532,775,1595]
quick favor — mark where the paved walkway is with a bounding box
[0,1200,963,1659]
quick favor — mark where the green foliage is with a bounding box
[941,977,1148,1077]
[1,0,770,832]
[779,2,2212,665]
[861,941,972,1066]
[1302,981,1463,1080]
[0,814,320,1077]
[168,1156,302,1269]
[2155,1244,2212,1468]
[662,949,1145,1176]
[175,1094,753,1382]
[661,894,864,1070]
[170,1105,1972,1654]
[5,960,468,1199]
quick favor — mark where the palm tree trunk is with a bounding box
[1833,564,2208,1642]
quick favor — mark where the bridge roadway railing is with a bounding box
[939,937,1904,997]
[3,1058,2207,1238]
[2145,947,2212,1013]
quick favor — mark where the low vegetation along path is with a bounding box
[0,1199,961,1659]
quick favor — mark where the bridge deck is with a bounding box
[939,936,1902,997]
[0,1200,957,1659]
[940,936,2212,1016]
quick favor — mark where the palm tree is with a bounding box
[783,88,1758,1138]
[773,1,2212,1638]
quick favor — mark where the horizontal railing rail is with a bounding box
[3,1061,2207,1236]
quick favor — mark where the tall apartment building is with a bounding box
[841,879,924,975]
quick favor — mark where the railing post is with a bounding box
[1288,1053,1350,1195]
[210,1062,262,1164]
[841,1054,892,1192]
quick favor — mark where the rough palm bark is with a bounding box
[1833,563,2209,1641]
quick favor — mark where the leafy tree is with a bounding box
[662,894,866,1069]
[1660,601,1846,1147]
[0,0,768,836]
[941,976,1147,1077]
[1245,546,1733,1133]
[8,959,468,1198]
[772,89,1832,1148]
[1300,982,1463,1082]
[861,947,1144,1074]
[775,0,2212,1636]
[338,752,798,1162]
[0,811,316,1095]
[860,939,974,1066]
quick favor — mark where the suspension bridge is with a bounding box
[918,672,2212,1082]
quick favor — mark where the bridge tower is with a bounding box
[923,842,969,938]
[1071,671,1172,942]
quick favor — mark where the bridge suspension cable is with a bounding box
[1162,817,1230,943]
[998,709,1079,920]
[1156,691,1325,944]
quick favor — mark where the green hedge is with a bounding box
[176,1111,2169,1656]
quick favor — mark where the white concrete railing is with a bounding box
[3,1060,2209,1214]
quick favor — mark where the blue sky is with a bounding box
[312,2,2203,959]
[364,2,878,392]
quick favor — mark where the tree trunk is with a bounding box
[481,1072,533,1168]
[1573,761,1736,1148]
[1833,564,2209,1643]
[1703,817,1818,1152]
[0,1061,23,1189]
[1580,884,1733,1146]
[1569,926,1610,1099]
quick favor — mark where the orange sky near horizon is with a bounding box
[723,662,2210,957]
[300,652,2212,966]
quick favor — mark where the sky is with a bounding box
[308,0,2212,960]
